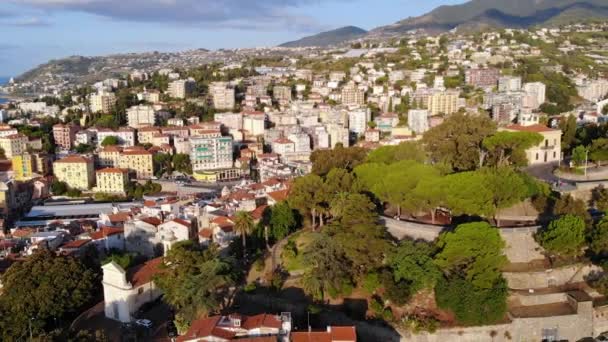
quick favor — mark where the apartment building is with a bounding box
[408,109,429,134]
[53,155,95,190]
[118,148,154,179]
[190,131,233,172]
[465,68,500,88]
[98,146,122,168]
[137,127,161,145]
[498,76,522,92]
[0,134,28,159]
[90,92,116,113]
[348,109,370,136]
[210,82,235,110]
[427,91,459,115]
[97,128,136,147]
[273,85,292,102]
[341,82,365,106]
[523,82,547,109]
[127,105,157,128]
[53,123,79,150]
[168,79,195,99]
[96,168,130,194]
[12,153,51,181]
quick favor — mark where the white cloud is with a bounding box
[12,0,337,31]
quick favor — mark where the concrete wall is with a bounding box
[513,292,567,306]
[504,264,602,290]
[381,217,444,242]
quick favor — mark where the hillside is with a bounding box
[369,0,608,36]
[280,26,367,48]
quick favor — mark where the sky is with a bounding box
[0,0,466,76]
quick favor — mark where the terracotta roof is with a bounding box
[268,189,289,202]
[176,316,235,342]
[90,226,123,240]
[60,239,91,249]
[55,155,92,164]
[170,218,191,228]
[241,313,282,330]
[107,212,131,223]
[144,200,158,207]
[11,228,36,238]
[330,326,357,341]
[505,124,558,133]
[138,126,161,132]
[290,332,332,342]
[102,146,122,153]
[140,216,161,226]
[198,229,212,239]
[212,216,234,227]
[96,167,128,174]
[127,257,163,288]
[121,150,152,156]
[250,205,268,221]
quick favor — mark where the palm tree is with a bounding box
[234,211,254,256]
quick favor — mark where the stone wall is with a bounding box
[512,292,567,306]
[381,217,444,242]
[504,263,602,290]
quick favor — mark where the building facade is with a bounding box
[53,155,95,190]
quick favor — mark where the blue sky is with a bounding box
[0,0,465,76]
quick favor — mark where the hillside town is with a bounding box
[3,20,608,341]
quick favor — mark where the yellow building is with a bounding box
[99,146,122,168]
[137,127,160,145]
[0,134,28,159]
[12,154,36,181]
[118,148,154,179]
[96,168,130,194]
[53,155,95,190]
[427,91,459,115]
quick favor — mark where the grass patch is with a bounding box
[281,230,317,272]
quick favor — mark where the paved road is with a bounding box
[141,179,240,195]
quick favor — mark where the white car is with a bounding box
[135,319,153,328]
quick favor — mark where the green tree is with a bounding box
[75,143,95,153]
[365,141,426,164]
[590,138,608,166]
[589,216,608,256]
[234,211,255,255]
[51,180,68,195]
[559,115,577,152]
[269,201,298,241]
[172,153,192,174]
[553,194,592,227]
[435,222,507,289]
[0,250,98,340]
[482,131,544,167]
[389,240,440,293]
[153,153,173,177]
[155,241,234,322]
[310,144,367,176]
[435,275,508,326]
[591,185,608,211]
[482,167,530,226]
[538,215,586,258]
[572,145,589,167]
[100,136,120,147]
[423,113,497,171]
[301,233,352,300]
[442,171,494,218]
[288,174,327,228]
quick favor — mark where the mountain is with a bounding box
[370,0,608,36]
[280,26,367,48]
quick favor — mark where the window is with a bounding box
[138,287,144,295]
[536,153,539,161]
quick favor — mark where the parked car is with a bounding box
[135,319,153,329]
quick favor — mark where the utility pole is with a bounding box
[585,148,589,179]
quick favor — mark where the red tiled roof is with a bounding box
[171,218,191,228]
[90,227,123,240]
[505,124,558,133]
[176,316,235,342]
[241,313,282,330]
[55,155,92,164]
[198,229,212,239]
[273,138,294,144]
[127,257,163,287]
[107,212,131,223]
[96,167,128,174]
[268,189,289,202]
[250,205,268,221]
[330,326,357,341]
[61,239,91,249]
[290,332,332,342]
[140,216,161,226]
[102,146,122,153]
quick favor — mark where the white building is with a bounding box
[214,112,243,132]
[167,79,195,99]
[408,109,429,134]
[348,109,370,136]
[102,258,163,323]
[287,133,311,153]
[498,76,522,92]
[127,105,157,128]
[243,112,265,136]
[90,92,116,113]
[272,138,295,156]
[523,82,546,109]
[190,132,234,171]
[210,82,235,110]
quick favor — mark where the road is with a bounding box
[140,179,240,195]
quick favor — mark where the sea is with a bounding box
[0,77,10,104]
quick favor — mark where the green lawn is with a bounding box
[281,230,317,272]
